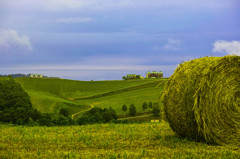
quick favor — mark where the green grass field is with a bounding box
[1,122,239,159]
[2,77,239,158]
[15,78,167,116]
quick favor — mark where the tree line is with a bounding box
[122,101,160,116]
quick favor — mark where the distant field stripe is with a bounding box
[71,105,94,119]
[155,79,167,88]
[73,80,162,100]
[118,114,153,120]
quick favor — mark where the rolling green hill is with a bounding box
[15,78,167,117]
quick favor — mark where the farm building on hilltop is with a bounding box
[127,74,136,79]
[29,74,43,78]
[146,71,163,78]
[124,74,143,80]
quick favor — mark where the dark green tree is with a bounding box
[148,101,153,109]
[152,104,160,116]
[77,115,89,125]
[122,104,127,113]
[129,104,137,116]
[2,113,11,123]
[37,113,53,126]
[77,107,118,125]
[56,115,70,125]
[142,102,148,111]
[102,107,118,122]
[0,78,37,125]
[29,109,42,121]
[28,117,39,126]
[12,107,28,124]
[59,108,69,117]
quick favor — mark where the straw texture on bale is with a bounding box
[162,55,240,145]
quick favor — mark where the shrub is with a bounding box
[55,115,70,125]
[129,104,137,116]
[142,102,148,111]
[27,117,39,126]
[152,103,160,117]
[59,108,70,117]
[148,101,152,109]
[37,113,53,126]
[122,104,127,113]
[77,107,118,125]
[102,107,118,122]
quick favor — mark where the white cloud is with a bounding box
[0,29,33,51]
[56,17,94,23]
[163,38,182,51]
[213,40,240,56]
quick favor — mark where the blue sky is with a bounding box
[0,0,240,80]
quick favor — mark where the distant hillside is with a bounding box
[15,78,167,117]
[0,73,28,78]
[0,73,57,78]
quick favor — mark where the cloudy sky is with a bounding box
[0,0,239,80]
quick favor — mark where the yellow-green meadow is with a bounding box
[1,122,240,159]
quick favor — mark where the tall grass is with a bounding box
[1,122,239,158]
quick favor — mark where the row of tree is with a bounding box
[121,101,161,116]
[28,107,118,126]
[77,107,118,124]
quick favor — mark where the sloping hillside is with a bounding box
[15,78,167,116]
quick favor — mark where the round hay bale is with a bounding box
[162,55,240,145]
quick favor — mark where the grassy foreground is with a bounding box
[1,122,239,159]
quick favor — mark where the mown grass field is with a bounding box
[26,90,89,115]
[15,78,167,116]
[1,122,239,159]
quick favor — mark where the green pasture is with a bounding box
[15,78,159,99]
[1,122,239,159]
[74,83,165,115]
[15,78,167,116]
[26,90,89,116]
